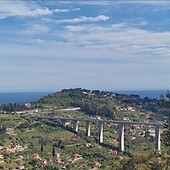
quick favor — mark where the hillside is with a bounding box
[38,88,118,119]
[0,88,170,169]
[37,88,161,121]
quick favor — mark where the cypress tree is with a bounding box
[41,143,44,152]
[52,145,55,157]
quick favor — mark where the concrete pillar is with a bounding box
[99,121,104,143]
[61,120,66,127]
[155,125,161,150]
[118,123,124,152]
[73,120,79,132]
[86,121,91,137]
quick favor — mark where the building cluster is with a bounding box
[0,144,26,153]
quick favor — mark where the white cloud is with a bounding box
[58,1,112,6]
[31,39,45,43]
[53,8,80,13]
[57,15,109,23]
[1,1,170,91]
[21,24,49,34]
[57,1,170,6]
[116,1,170,12]
[32,8,52,16]
[0,1,52,19]
[65,21,147,33]
[1,25,170,91]
[61,23,170,63]
[65,25,86,32]
[121,1,170,5]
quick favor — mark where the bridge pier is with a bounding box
[118,123,124,152]
[86,121,91,137]
[73,120,79,132]
[99,121,104,143]
[155,125,161,150]
[61,119,67,127]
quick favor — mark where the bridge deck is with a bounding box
[31,116,163,126]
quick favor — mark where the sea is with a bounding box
[0,92,51,104]
[0,90,167,104]
[115,90,167,100]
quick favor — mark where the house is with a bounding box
[91,161,101,168]
[14,166,25,170]
[25,103,32,108]
[53,153,63,164]
[0,155,4,159]
[54,152,60,159]
[1,146,10,152]
[96,115,101,120]
[115,155,123,160]
[73,153,82,161]
[32,153,40,159]
[109,149,117,154]
[40,158,47,166]
[0,154,4,163]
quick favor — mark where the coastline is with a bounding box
[0,90,166,104]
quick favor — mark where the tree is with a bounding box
[160,90,170,147]
[39,135,52,152]
[52,145,55,157]
[29,159,39,169]
[41,143,44,152]
[162,112,170,147]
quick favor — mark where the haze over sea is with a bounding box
[0,90,167,104]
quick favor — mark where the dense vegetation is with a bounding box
[38,88,117,118]
[0,103,34,113]
[1,88,170,169]
[160,90,170,148]
[0,112,170,170]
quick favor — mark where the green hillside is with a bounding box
[38,88,117,118]
[1,88,169,169]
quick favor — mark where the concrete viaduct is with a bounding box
[31,116,163,152]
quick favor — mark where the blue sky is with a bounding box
[0,0,170,92]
